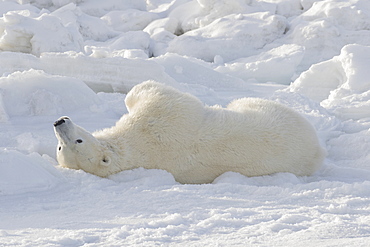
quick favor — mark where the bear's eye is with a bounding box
[58,146,61,151]
[76,139,83,144]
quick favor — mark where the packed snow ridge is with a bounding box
[1,0,370,246]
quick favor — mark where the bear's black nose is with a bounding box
[54,119,65,127]
[54,117,69,127]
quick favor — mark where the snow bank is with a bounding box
[0,69,101,117]
[0,149,61,195]
[0,52,178,93]
[290,44,370,120]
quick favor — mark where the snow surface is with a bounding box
[1,0,370,246]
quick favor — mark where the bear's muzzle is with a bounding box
[54,116,70,127]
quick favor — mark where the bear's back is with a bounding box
[197,97,324,177]
[123,81,205,145]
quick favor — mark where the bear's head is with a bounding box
[53,116,113,176]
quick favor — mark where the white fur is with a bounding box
[54,81,325,184]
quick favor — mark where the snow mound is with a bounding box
[0,69,102,117]
[0,149,61,195]
[216,44,305,84]
[290,44,370,120]
[0,7,83,55]
[286,0,370,70]
[168,12,287,62]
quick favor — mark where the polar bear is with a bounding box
[54,81,325,184]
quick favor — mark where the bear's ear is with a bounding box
[100,155,111,167]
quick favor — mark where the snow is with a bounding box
[291,44,370,120]
[1,0,370,246]
[0,69,102,117]
[167,12,287,62]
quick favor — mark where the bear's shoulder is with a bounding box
[125,81,203,117]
